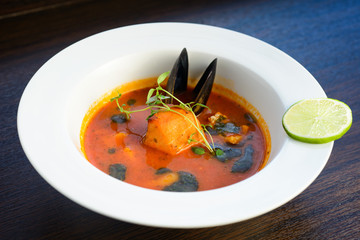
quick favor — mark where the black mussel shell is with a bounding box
[164,48,217,115]
[192,58,217,115]
[165,48,188,104]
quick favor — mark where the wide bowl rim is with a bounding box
[17,22,333,228]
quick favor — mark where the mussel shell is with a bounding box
[192,58,217,115]
[165,48,188,104]
[164,48,217,115]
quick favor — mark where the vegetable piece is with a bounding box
[224,134,243,145]
[163,171,199,192]
[143,108,204,155]
[241,125,250,135]
[112,71,215,153]
[109,163,127,181]
[213,144,242,162]
[208,112,241,135]
[111,113,127,123]
[208,112,229,125]
[154,172,179,187]
[214,122,240,134]
[231,145,254,173]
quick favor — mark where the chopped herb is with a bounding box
[212,144,242,162]
[244,113,257,123]
[191,146,205,155]
[146,89,156,103]
[109,163,127,181]
[127,99,136,106]
[157,71,170,84]
[216,115,226,123]
[214,122,240,134]
[216,149,224,156]
[108,148,116,154]
[111,113,127,123]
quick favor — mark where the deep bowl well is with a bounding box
[18,23,333,228]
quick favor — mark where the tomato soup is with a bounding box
[81,79,270,191]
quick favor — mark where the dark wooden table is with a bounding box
[1,0,359,239]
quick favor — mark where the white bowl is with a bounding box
[17,23,333,228]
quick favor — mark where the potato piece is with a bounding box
[143,108,204,155]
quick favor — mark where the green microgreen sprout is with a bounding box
[215,149,224,156]
[111,71,222,155]
[188,132,198,144]
[191,146,206,155]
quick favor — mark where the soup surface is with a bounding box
[82,78,270,191]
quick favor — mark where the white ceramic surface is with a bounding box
[17,23,333,228]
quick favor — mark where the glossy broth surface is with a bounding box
[83,81,270,191]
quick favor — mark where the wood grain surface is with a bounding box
[1,0,359,239]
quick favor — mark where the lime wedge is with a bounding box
[282,98,352,143]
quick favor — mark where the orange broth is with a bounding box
[82,78,271,191]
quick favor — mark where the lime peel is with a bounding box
[282,98,352,144]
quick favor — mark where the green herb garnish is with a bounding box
[216,149,224,156]
[111,71,220,155]
[191,146,206,155]
[127,99,136,106]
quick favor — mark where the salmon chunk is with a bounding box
[143,108,204,155]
